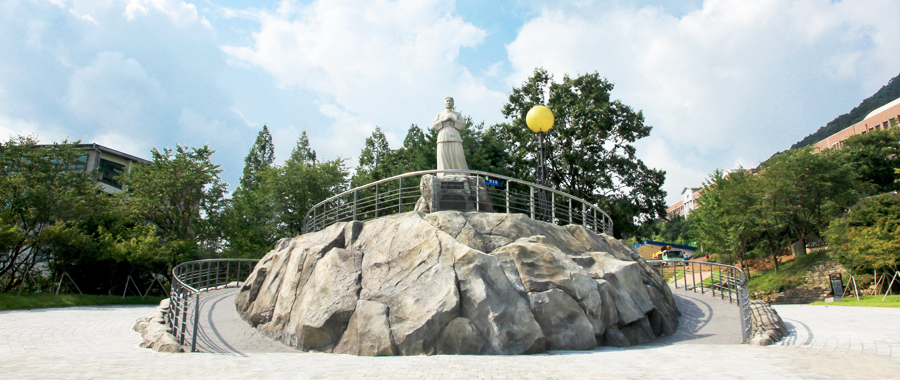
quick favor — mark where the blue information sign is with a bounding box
[484,177,503,187]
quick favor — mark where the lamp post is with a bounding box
[526,105,554,220]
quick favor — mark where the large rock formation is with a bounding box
[235,211,679,355]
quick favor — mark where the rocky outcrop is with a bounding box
[133,299,190,353]
[236,211,679,355]
[748,300,789,346]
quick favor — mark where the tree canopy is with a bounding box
[825,192,900,274]
[119,144,227,266]
[497,68,667,238]
[0,136,100,291]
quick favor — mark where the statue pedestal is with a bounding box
[415,175,494,213]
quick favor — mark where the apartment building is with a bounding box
[813,96,900,150]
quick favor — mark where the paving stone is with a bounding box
[1,287,899,378]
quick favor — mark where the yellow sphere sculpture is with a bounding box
[526,105,554,133]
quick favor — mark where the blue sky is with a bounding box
[2,0,899,205]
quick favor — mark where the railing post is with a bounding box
[505,180,510,214]
[699,262,704,294]
[719,266,724,300]
[475,176,480,211]
[375,184,379,218]
[192,292,199,352]
[551,192,556,224]
[582,203,586,227]
[729,268,734,303]
[568,198,572,224]
[530,187,535,219]
[180,290,188,345]
[432,176,438,212]
[398,178,402,213]
[353,190,358,221]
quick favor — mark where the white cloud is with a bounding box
[66,51,166,134]
[0,0,251,188]
[506,0,900,203]
[222,0,507,160]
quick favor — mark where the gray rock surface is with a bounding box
[436,317,485,355]
[334,300,397,356]
[134,299,189,353]
[528,288,597,350]
[236,211,679,355]
[748,300,789,346]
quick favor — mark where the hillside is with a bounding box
[792,73,900,149]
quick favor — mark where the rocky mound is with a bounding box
[235,211,679,355]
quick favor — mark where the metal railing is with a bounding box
[647,259,752,343]
[167,259,258,352]
[302,169,613,236]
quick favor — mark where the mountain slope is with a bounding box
[792,73,900,149]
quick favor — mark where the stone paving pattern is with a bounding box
[1,288,898,379]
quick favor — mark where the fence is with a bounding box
[167,259,259,352]
[647,259,753,343]
[302,169,613,236]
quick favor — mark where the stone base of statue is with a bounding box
[414,174,494,213]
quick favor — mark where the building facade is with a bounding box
[666,186,702,219]
[813,96,900,150]
[72,143,149,193]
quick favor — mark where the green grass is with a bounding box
[0,293,166,311]
[810,294,900,308]
[748,250,830,293]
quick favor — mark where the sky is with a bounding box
[2,0,899,205]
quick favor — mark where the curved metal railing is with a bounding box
[646,259,752,343]
[167,259,259,352]
[302,169,613,235]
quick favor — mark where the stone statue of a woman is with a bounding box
[431,97,468,171]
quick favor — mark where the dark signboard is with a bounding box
[829,273,844,296]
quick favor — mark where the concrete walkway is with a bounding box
[194,288,295,355]
[1,289,898,379]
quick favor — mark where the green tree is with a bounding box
[691,169,759,268]
[397,124,435,173]
[222,125,279,258]
[0,136,100,291]
[351,127,396,187]
[650,215,694,246]
[838,128,900,193]
[763,148,860,258]
[267,134,349,237]
[463,121,516,177]
[498,68,667,238]
[290,130,318,164]
[825,192,900,275]
[692,147,860,271]
[240,124,275,189]
[44,207,171,295]
[119,144,227,266]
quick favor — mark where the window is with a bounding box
[66,155,88,171]
[98,159,125,189]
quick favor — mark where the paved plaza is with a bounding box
[1,288,898,379]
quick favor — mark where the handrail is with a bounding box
[646,259,752,343]
[302,169,614,236]
[167,259,259,352]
